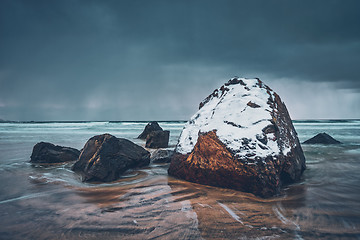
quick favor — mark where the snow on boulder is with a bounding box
[168,77,306,197]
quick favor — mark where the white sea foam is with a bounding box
[218,202,243,224]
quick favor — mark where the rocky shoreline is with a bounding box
[29,77,312,198]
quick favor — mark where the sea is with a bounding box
[0,120,359,239]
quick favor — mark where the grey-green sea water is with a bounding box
[0,120,359,239]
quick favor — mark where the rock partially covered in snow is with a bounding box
[168,77,306,197]
[303,132,341,144]
[72,134,150,182]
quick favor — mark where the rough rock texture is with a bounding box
[138,121,163,139]
[151,149,174,163]
[145,130,170,148]
[168,77,306,197]
[30,142,80,163]
[72,133,150,182]
[303,132,341,144]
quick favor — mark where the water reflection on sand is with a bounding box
[1,162,356,240]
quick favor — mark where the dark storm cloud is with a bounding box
[0,0,359,120]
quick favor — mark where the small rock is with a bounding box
[145,130,170,148]
[30,142,80,164]
[151,149,174,163]
[138,121,163,139]
[72,133,150,182]
[303,133,341,144]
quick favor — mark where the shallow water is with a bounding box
[0,120,359,239]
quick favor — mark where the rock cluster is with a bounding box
[168,77,306,197]
[29,77,307,196]
[137,121,163,139]
[138,121,170,148]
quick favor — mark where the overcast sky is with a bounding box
[1,0,359,121]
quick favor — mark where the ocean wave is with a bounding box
[294,119,360,124]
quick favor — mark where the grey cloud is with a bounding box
[0,0,359,120]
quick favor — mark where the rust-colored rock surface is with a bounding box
[169,131,280,197]
[168,77,306,197]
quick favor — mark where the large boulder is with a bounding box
[30,142,80,163]
[72,133,150,182]
[168,77,306,198]
[138,121,163,139]
[303,132,341,144]
[145,130,170,148]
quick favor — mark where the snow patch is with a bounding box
[176,78,280,158]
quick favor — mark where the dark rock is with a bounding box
[137,121,163,139]
[30,142,80,163]
[72,133,150,182]
[247,101,261,108]
[168,77,306,198]
[199,86,229,110]
[256,133,268,145]
[151,149,174,163]
[224,121,242,128]
[145,130,170,148]
[262,124,278,134]
[225,78,246,86]
[303,133,341,144]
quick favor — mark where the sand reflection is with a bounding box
[5,165,358,239]
[70,175,203,239]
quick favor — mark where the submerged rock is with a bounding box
[151,149,174,163]
[30,142,80,163]
[138,121,163,139]
[72,133,150,182]
[303,133,341,144]
[168,77,306,198]
[146,130,170,148]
